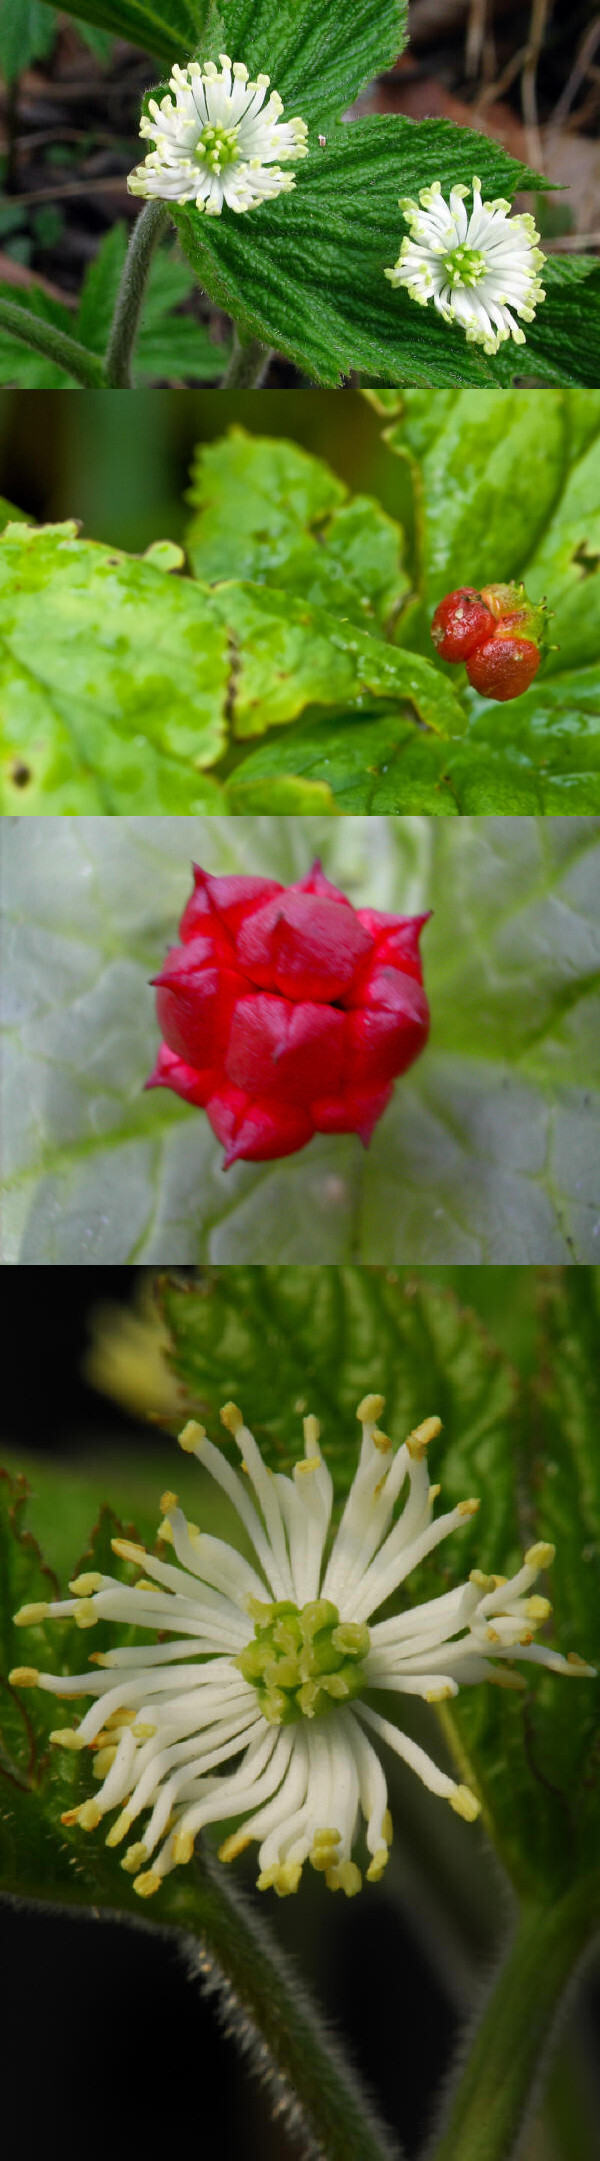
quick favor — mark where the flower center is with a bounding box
[442,243,487,288]
[235,1597,370,1725]
[196,123,240,174]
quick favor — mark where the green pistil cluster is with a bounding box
[442,243,486,288]
[236,1598,370,1725]
[196,123,239,173]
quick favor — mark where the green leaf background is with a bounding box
[2,815,599,1265]
[2,391,600,814]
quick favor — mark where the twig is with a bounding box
[521,0,553,172]
[549,15,600,129]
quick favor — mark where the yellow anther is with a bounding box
[372,1427,392,1453]
[50,1728,84,1750]
[173,1830,195,1866]
[73,1599,98,1629]
[88,1652,110,1666]
[132,1722,157,1740]
[525,1541,555,1570]
[9,1666,39,1687]
[69,1574,102,1596]
[295,1456,321,1475]
[93,1747,117,1779]
[470,1570,496,1592]
[218,1830,253,1863]
[157,1521,174,1544]
[449,1785,480,1822]
[105,1811,133,1848]
[458,1498,480,1518]
[303,1415,320,1449]
[258,1862,302,1896]
[178,1420,205,1453]
[429,1482,441,1502]
[366,1847,390,1882]
[78,1800,102,1832]
[357,1394,385,1424]
[121,1843,148,1875]
[313,1826,341,1848]
[326,1860,362,1897]
[160,1491,179,1514]
[425,1684,454,1702]
[526,1595,551,1621]
[135,1579,162,1595]
[406,1416,442,1458]
[111,1539,146,1565]
[220,1401,244,1435]
[13,1602,50,1626]
[133,1871,162,1899]
[567,1652,596,1673]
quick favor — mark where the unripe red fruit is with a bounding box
[431,580,547,701]
[147,860,430,1167]
[431,589,494,662]
[465,635,541,700]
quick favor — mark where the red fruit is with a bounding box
[147,860,430,1167]
[465,636,541,701]
[431,588,493,662]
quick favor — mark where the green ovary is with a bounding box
[196,124,240,173]
[235,1598,371,1725]
[442,243,487,287]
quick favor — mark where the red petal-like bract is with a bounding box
[147,862,430,1166]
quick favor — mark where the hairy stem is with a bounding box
[104,201,169,387]
[220,331,273,387]
[178,1842,401,2161]
[0,298,105,387]
[429,1878,600,2161]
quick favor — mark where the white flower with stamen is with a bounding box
[128,55,308,216]
[12,1398,594,1902]
[384,175,546,355]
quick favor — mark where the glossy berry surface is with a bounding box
[465,636,541,701]
[147,861,430,1167]
[431,588,494,662]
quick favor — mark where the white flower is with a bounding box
[128,55,308,216]
[384,175,546,355]
[12,1398,594,1902]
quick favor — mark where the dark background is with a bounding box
[1,1269,598,2161]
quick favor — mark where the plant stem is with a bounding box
[429,1879,600,2161]
[104,201,169,387]
[0,297,105,387]
[177,1843,401,2161]
[220,331,272,387]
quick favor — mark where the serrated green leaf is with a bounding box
[0,523,230,812]
[186,428,408,628]
[440,1273,600,1895]
[211,582,464,738]
[0,521,460,811]
[2,817,599,1264]
[174,118,550,389]
[224,713,459,814]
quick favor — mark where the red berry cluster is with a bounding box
[147,861,430,1168]
[431,582,546,701]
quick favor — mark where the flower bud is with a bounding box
[147,861,430,1166]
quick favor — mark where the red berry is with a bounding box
[431,588,493,662]
[147,860,430,1167]
[465,636,541,701]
